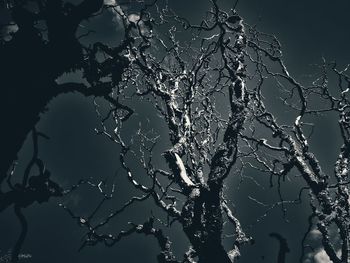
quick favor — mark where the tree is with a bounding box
[1,0,349,263]
[0,0,131,261]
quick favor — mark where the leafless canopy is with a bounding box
[1,0,350,262]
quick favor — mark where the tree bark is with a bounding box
[182,187,232,263]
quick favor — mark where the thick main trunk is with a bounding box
[182,187,232,263]
[196,242,232,263]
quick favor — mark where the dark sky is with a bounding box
[1,0,350,262]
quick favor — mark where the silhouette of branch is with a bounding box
[12,206,28,263]
[269,232,290,263]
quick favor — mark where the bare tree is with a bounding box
[62,1,253,262]
[64,1,350,262]
[61,1,279,262]
[1,0,350,262]
[243,26,350,262]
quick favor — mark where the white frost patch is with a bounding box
[174,80,179,89]
[314,249,332,263]
[104,0,116,5]
[228,247,240,262]
[341,88,350,95]
[309,229,322,241]
[314,249,330,263]
[184,114,191,129]
[98,181,103,193]
[312,248,342,263]
[128,14,140,23]
[295,115,302,126]
[174,153,194,186]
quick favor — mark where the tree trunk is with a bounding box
[182,187,232,263]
